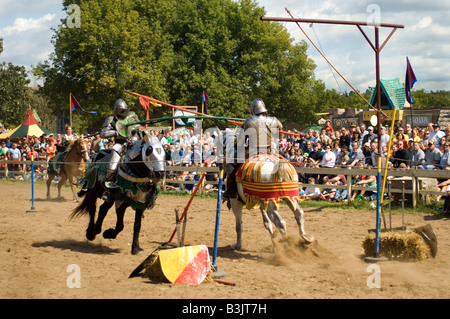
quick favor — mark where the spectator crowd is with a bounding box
[2,120,450,203]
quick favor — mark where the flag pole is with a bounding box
[407,57,413,127]
[69,93,72,127]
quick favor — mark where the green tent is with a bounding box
[302,125,323,134]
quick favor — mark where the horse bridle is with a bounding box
[77,139,90,161]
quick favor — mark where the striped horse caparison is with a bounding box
[225,154,315,251]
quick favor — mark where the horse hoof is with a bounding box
[132,247,144,255]
[103,229,117,239]
[86,232,96,241]
[231,243,242,251]
[302,235,315,244]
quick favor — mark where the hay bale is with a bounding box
[138,249,169,282]
[363,230,432,261]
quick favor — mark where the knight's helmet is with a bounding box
[114,98,129,120]
[250,98,267,115]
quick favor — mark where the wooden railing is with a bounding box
[2,159,450,207]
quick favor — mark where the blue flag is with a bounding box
[405,57,417,104]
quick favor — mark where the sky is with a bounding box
[1,0,449,92]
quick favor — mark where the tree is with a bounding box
[0,38,31,128]
[36,0,171,131]
[35,0,329,132]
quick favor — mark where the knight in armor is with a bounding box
[222,98,283,200]
[79,98,141,200]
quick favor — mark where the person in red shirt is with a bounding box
[27,147,38,160]
[323,119,334,133]
[46,138,57,160]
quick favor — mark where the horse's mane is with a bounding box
[66,138,85,153]
[65,140,76,153]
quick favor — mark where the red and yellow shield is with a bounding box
[159,245,210,285]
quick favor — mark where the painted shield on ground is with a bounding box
[158,245,210,285]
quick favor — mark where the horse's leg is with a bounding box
[85,191,99,241]
[67,173,78,202]
[94,199,114,236]
[266,201,288,240]
[46,172,56,199]
[103,202,127,240]
[259,201,277,250]
[287,200,314,243]
[230,198,244,251]
[131,208,144,255]
[57,171,66,199]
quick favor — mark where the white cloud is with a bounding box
[1,14,56,36]
[257,0,450,91]
[0,13,60,68]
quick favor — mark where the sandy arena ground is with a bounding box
[1,181,449,300]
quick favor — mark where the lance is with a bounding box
[125,90,300,136]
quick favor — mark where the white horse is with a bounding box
[226,154,314,251]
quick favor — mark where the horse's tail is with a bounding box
[70,192,90,220]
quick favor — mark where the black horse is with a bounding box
[71,135,165,255]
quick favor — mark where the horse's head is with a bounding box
[75,137,90,162]
[141,135,165,180]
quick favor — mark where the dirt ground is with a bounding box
[1,181,449,300]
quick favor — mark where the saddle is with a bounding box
[81,149,159,210]
[48,151,68,174]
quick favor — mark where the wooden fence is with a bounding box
[2,159,450,207]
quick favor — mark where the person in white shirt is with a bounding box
[379,126,390,148]
[320,145,336,168]
[304,177,321,199]
[429,123,445,145]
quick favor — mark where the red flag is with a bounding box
[138,95,150,121]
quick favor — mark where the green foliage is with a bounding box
[408,89,450,107]
[34,0,327,132]
[0,38,31,128]
[30,0,450,134]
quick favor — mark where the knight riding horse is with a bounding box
[73,131,166,254]
[78,98,141,200]
[223,98,282,200]
[222,98,313,250]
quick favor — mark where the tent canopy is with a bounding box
[0,109,57,139]
[302,125,323,134]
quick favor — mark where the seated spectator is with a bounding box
[320,176,337,201]
[421,140,442,170]
[345,142,365,166]
[184,173,196,192]
[320,145,336,168]
[393,140,410,169]
[166,174,185,192]
[46,138,57,160]
[336,149,349,166]
[409,141,425,169]
[303,177,321,200]
[332,177,348,202]
[351,173,377,201]
[439,143,450,169]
